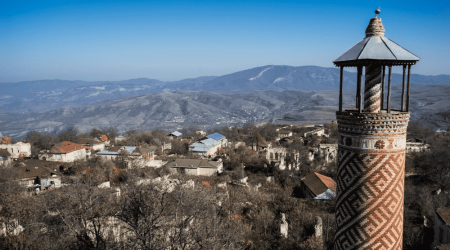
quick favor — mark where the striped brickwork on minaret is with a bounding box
[333,8,418,250]
[334,111,409,250]
[364,65,381,113]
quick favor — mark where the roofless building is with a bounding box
[333,9,419,249]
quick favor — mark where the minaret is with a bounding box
[333,9,419,250]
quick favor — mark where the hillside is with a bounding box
[1,65,449,114]
[3,83,450,138]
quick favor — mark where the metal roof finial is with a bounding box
[375,7,381,18]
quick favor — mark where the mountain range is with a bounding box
[2,65,449,114]
[1,65,450,139]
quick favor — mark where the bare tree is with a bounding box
[90,128,104,139]
[57,126,79,142]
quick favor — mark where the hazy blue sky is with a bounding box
[1,0,449,82]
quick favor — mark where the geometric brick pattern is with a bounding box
[364,65,382,113]
[334,148,405,250]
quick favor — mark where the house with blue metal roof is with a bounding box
[168,131,182,139]
[200,138,221,146]
[206,132,225,141]
[189,138,222,157]
[205,132,228,147]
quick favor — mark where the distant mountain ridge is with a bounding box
[0,90,328,138]
[1,65,449,114]
[2,84,450,139]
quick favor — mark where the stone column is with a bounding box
[280,213,288,238]
[364,65,382,113]
[334,110,409,249]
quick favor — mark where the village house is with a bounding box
[406,138,430,153]
[98,134,110,145]
[96,146,138,168]
[96,146,160,168]
[205,132,227,147]
[0,136,31,159]
[165,158,223,176]
[265,146,300,170]
[0,149,12,166]
[96,146,135,161]
[77,138,107,151]
[266,147,287,163]
[304,127,328,138]
[0,135,10,144]
[299,172,336,200]
[159,142,172,152]
[115,135,126,144]
[135,147,167,167]
[277,130,293,138]
[228,141,246,149]
[39,141,90,162]
[168,131,182,139]
[196,130,206,136]
[189,138,222,157]
[250,136,270,151]
[308,144,338,163]
[0,218,24,237]
[434,208,450,248]
[279,137,293,145]
[12,160,62,192]
[266,146,299,163]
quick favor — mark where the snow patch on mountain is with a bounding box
[88,92,100,97]
[274,77,285,83]
[249,67,273,81]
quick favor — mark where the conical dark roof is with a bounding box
[334,17,419,66]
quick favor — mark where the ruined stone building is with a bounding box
[303,127,327,138]
[434,208,450,249]
[307,143,338,163]
[405,138,430,153]
[0,136,31,159]
[333,9,419,249]
[266,146,300,170]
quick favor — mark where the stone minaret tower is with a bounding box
[332,9,419,250]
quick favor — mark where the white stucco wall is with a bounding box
[90,143,105,151]
[40,148,87,162]
[0,142,31,158]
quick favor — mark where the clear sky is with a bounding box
[1,0,449,82]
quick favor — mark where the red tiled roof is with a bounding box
[0,136,11,144]
[315,172,336,192]
[100,134,109,142]
[202,181,210,188]
[50,141,89,154]
[231,214,243,220]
